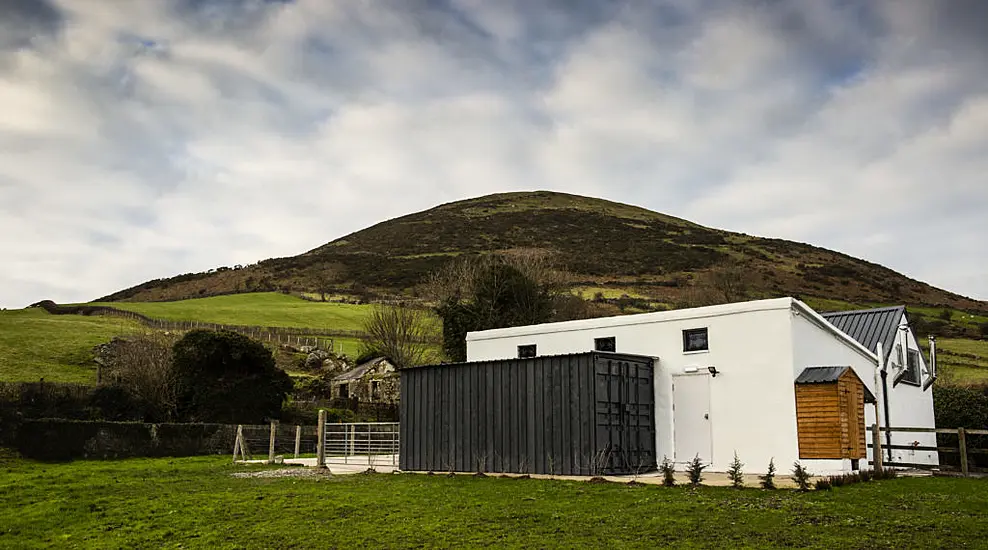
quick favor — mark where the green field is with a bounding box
[927,338,988,385]
[0,309,139,384]
[91,292,376,330]
[1,455,986,548]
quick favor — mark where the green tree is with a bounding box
[171,330,293,423]
[432,257,556,362]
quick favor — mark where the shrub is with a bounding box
[791,461,812,491]
[727,451,745,488]
[685,454,706,486]
[873,467,899,480]
[171,330,294,424]
[859,469,873,482]
[980,322,988,340]
[814,479,832,491]
[659,456,676,487]
[760,458,777,490]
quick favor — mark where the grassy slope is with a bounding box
[1,455,987,548]
[0,310,139,384]
[90,292,375,330]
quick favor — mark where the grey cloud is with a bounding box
[0,0,986,307]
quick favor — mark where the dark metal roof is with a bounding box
[795,366,876,403]
[821,306,905,361]
[795,366,849,384]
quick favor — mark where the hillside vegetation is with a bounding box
[97,191,987,319]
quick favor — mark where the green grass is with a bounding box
[91,293,376,330]
[1,455,987,548]
[0,309,139,384]
[928,338,988,385]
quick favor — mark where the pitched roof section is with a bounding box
[821,306,905,362]
[333,357,395,382]
[795,366,877,403]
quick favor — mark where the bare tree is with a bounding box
[103,331,180,420]
[705,257,751,304]
[360,303,439,368]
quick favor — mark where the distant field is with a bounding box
[0,309,139,384]
[91,293,376,330]
[926,338,988,385]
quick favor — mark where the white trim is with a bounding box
[467,297,795,341]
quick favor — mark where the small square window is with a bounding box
[594,337,616,352]
[683,328,708,352]
[518,344,537,359]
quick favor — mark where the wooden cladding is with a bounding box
[795,370,867,459]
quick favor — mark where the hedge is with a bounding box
[933,384,988,469]
[12,420,239,461]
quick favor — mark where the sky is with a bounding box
[1,0,986,309]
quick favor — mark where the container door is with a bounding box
[594,356,656,474]
[673,374,712,463]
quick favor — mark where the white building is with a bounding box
[465,297,938,474]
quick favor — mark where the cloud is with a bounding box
[0,0,986,308]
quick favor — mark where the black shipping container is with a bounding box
[399,352,656,476]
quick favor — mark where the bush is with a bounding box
[814,479,832,491]
[659,456,676,487]
[760,458,777,490]
[933,384,988,469]
[791,461,812,491]
[171,330,293,424]
[727,451,744,488]
[980,322,988,339]
[685,454,706,486]
[86,385,148,422]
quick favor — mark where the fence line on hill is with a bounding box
[31,300,441,349]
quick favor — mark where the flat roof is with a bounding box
[465,297,878,364]
[466,297,797,341]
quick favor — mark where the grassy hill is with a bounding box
[0,309,140,384]
[90,292,375,330]
[97,191,987,321]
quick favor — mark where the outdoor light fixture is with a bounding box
[707,366,719,377]
[684,366,699,373]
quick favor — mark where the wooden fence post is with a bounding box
[268,420,278,464]
[294,425,302,459]
[958,427,969,477]
[233,425,244,463]
[872,423,883,471]
[316,410,327,468]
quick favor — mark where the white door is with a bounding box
[673,375,712,463]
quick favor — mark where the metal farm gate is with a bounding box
[399,352,656,476]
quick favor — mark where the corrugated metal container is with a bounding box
[399,352,655,476]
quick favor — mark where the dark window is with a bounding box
[683,328,709,352]
[518,344,537,358]
[339,383,349,399]
[903,349,921,385]
[371,380,380,400]
[595,337,616,352]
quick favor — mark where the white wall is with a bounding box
[791,311,880,471]
[467,299,801,473]
[881,314,938,466]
